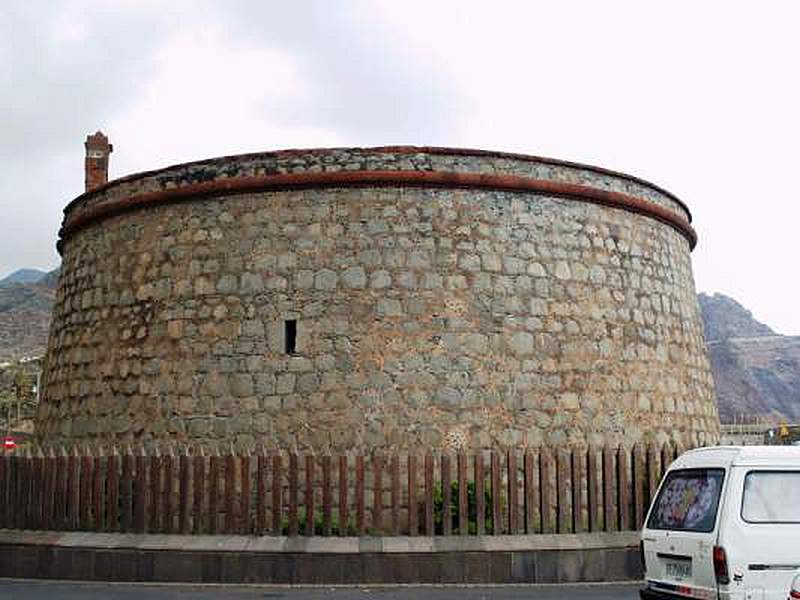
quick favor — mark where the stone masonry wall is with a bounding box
[38,148,719,450]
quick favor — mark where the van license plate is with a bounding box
[666,561,692,580]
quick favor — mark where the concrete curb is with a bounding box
[0,530,639,552]
[0,530,641,584]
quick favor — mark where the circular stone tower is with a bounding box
[37,145,719,451]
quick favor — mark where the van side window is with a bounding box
[741,471,800,523]
[647,468,725,533]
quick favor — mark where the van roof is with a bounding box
[672,445,800,469]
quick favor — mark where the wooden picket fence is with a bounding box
[0,444,683,536]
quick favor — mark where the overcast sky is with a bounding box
[2,1,799,334]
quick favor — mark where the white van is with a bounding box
[640,446,800,600]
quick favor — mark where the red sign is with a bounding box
[3,437,15,450]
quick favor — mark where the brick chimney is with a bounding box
[84,131,113,192]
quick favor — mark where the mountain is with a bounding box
[699,293,800,423]
[0,268,48,286]
[0,267,58,362]
[698,293,775,342]
[37,268,60,290]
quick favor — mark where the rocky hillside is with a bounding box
[0,268,58,362]
[0,268,48,286]
[699,292,800,423]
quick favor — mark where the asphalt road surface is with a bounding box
[0,579,642,599]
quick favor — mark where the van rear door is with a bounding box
[642,468,725,599]
[719,468,800,600]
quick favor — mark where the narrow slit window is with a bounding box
[285,319,297,354]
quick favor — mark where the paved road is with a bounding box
[0,579,641,599]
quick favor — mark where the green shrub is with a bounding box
[426,480,494,535]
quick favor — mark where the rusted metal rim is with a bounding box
[58,170,697,252]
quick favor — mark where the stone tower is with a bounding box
[84,131,112,192]
[40,144,720,451]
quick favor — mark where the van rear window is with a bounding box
[742,471,800,523]
[647,469,725,533]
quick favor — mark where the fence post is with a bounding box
[66,447,80,530]
[25,450,36,529]
[633,443,646,529]
[391,454,400,536]
[8,453,18,529]
[150,446,162,532]
[304,453,315,536]
[407,454,418,536]
[209,446,221,535]
[54,447,67,530]
[44,448,56,531]
[0,454,6,529]
[100,445,119,531]
[618,445,631,531]
[192,447,206,534]
[506,450,518,534]
[92,448,104,530]
[589,446,603,532]
[661,444,674,477]
[337,455,347,536]
[288,453,299,536]
[572,446,588,533]
[14,451,23,529]
[490,452,501,535]
[134,447,148,533]
[9,452,19,529]
[17,450,30,529]
[106,447,119,532]
[475,453,485,535]
[241,448,251,535]
[120,447,133,532]
[540,448,555,534]
[355,455,365,536]
[523,449,539,534]
[424,453,435,536]
[441,454,452,536]
[5,452,14,529]
[372,452,383,535]
[256,448,267,535]
[163,446,175,533]
[603,445,617,532]
[33,449,45,530]
[27,449,37,529]
[23,450,34,530]
[12,451,21,529]
[224,445,237,534]
[647,444,660,507]
[26,449,35,529]
[457,452,468,536]
[272,453,283,535]
[79,446,92,530]
[557,448,572,534]
[322,454,332,536]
